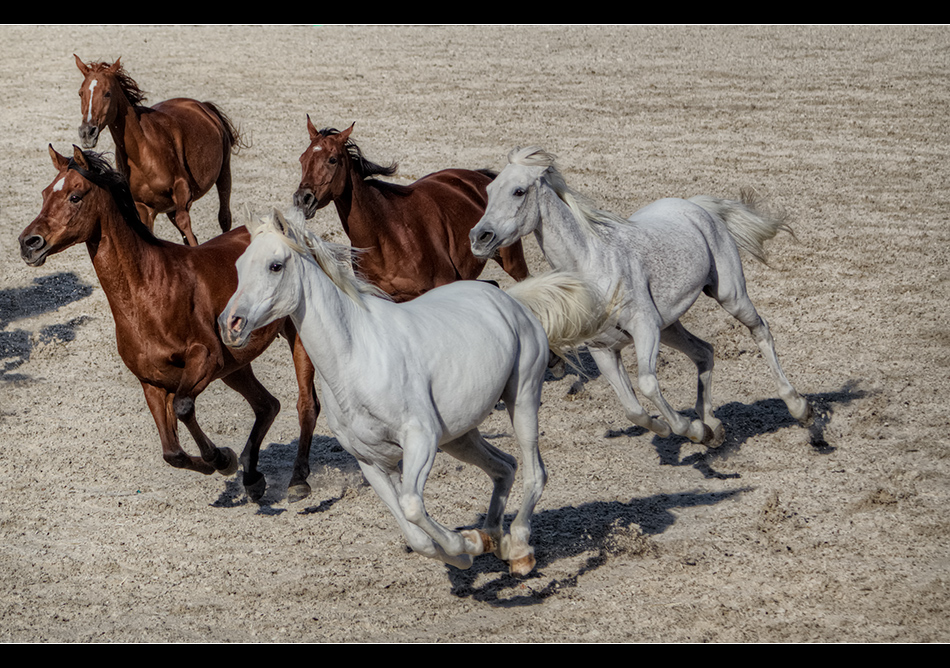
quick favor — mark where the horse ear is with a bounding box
[272,208,287,234]
[340,123,355,142]
[74,54,89,75]
[306,114,319,139]
[108,57,122,74]
[49,144,69,171]
[71,145,90,171]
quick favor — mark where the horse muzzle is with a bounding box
[218,311,251,349]
[78,123,100,149]
[19,233,50,267]
[469,227,498,260]
[293,188,318,220]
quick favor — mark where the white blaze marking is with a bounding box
[312,146,322,152]
[86,79,98,122]
[53,177,65,192]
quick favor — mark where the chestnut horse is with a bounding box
[75,55,241,246]
[19,145,319,503]
[293,120,529,302]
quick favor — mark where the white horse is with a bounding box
[470,147,812,447]
[220,209,606,575]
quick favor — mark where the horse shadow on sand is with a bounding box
[213,356,865,605]
[0,272,94,382]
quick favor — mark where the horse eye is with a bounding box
[269,261,283,273]
[69,194,82,204]
[328,157,337,165]
[513,187,526,197]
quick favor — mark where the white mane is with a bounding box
[252,209,390,306]
[507,146,629,237]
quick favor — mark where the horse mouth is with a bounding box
[20,239,50,267]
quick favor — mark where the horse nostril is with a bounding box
[228,315,246,333]
[24,235,45,251]
[478,231,494,244]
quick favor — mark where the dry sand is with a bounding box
[0,25,947,642]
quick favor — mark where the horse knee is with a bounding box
[173,395,195,421]
[399,493,426,525]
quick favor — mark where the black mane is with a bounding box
[68,150,160,244]
[319,127,398,180]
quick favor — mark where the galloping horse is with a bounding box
[220,209,606,574]
[293,119,528,302]
[471,147,813,447]
[75,55,241,246]
[19,146,319,503]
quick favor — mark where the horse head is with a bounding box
[470,147,550,259]
[20,145,111,266]
[293,118,355,219]
[220,210,303,349]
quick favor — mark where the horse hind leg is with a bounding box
[169,178,199,246]
[717,288,813,426]
[661,321,725,446]
[440,429,517,559]
[215,145,233,233]
[284,326,319,503]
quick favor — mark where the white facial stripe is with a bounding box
[312,146,322,152]
[86,79,98,122]
[53,177,66,192]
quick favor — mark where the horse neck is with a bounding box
[292,255,374,387]
[105,94,147,167]
[86,193,162,311]
[534,185,595,272]
[331,166,393,247]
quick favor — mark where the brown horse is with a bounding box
[293,119,529,302]
[75,55,241,246]
[19,145,319,503]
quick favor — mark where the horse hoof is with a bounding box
[218,448,239,476]
[286,482,312,504]
[509,553,536,577]
[798,402,815,428]
[244,472,267,502]
[703,423,726,448]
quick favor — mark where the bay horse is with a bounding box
[220,209,606,574]
[75,55,241,246]
[19,145,320,503]
[293,119,529,302]
[471,147,813,447]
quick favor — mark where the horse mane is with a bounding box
[253,209,390,307]
[318,127,398,180]
[69,149,161,245]
[86,60,148,107]
[508,146,629,237]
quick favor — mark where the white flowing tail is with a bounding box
[506,272,608,357]
[689,188,793,264]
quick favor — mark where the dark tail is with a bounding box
[203,101,248,153]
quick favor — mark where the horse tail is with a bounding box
[689,188,794,264]
[506,272,608,358]
[203,101,248,153]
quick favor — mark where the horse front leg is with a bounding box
[141,381,216,474]
[172,343,238,476]
[661,321,724,447]
[588,346,673,438]
[220,365,281,502]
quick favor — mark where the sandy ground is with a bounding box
[1,25,948,642]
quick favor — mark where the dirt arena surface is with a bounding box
[1,25,947,642]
